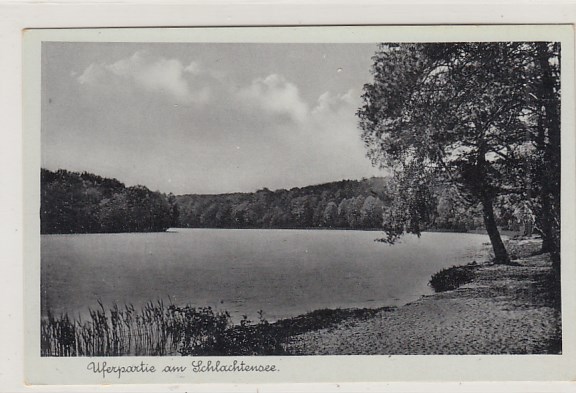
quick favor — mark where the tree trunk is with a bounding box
[482,193,511,264]
[540,195,554,253]
[475,140,511,265]
[536,43,561,268]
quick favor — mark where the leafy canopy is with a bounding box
[358,43,549,253]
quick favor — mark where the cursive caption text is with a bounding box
[86,360,279,379]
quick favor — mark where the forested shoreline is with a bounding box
[41,169,178,234]
[42,168,533,235]
[177,178,390,230]
[176,177,491,231]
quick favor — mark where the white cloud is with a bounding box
[77,51,210,104]
[312,89,357,116]
[237,74,309,123]
[184,61,202,75]
[77,63,106,85]
[301,88,377,175]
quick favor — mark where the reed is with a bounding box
[41,301,284,356]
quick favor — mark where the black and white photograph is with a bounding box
[20,25,576,384]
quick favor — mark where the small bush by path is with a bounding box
[429,263,479,293]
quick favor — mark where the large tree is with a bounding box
[530,43,561,266]
[358,42,560,265]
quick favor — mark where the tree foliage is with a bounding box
[176,178,391,230]
[41,169,178,234]
[41,167,520,237]
[176,176,487,232]
[358,42,561,265]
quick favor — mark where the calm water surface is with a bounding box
[41,229,490,322]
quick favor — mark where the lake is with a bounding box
[41,229,491,323]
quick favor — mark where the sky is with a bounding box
[42,42,383,195]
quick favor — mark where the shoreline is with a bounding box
[43,226,515,235]
[282,236,561,355]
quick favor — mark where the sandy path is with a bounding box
[286,249,561,355]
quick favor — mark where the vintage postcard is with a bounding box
[22,25,576,384]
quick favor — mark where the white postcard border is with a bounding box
[22,25,576,385]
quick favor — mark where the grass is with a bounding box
[41,300,281,356]
[42,300,184,356]
[41,301,395,357]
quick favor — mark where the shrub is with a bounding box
[429,263,478,292]
[173,307,284,356]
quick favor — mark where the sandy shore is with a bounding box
[285,238,561,355]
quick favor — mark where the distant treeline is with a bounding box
[41,169,178,234]
[176,178,485,231]
[177,178,391,230]
[41,168,495,234]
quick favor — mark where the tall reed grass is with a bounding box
[41,300,283,356]
[41,301,391,356]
